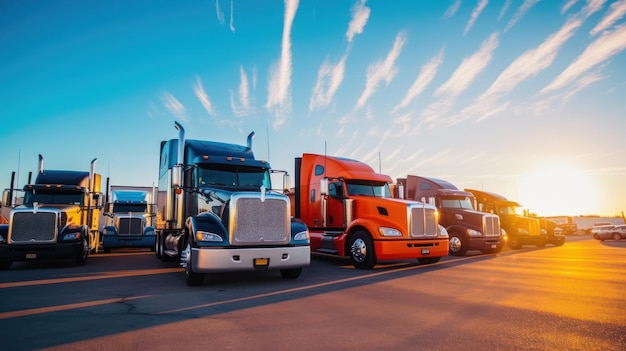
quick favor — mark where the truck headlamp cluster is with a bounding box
[0,234,5,243]
[379,227,402,237]
[467,229,482,237]
[293,230,309,241]
[145,228,155,235]
[517,228,529,235]
[438,225,449,237]
[196,230,223,242]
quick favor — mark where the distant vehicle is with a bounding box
[102,188,156,253]
[593,224,625,241]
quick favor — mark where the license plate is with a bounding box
[26,253,37,259]
[254,258,269,266]
[491,245,497,248]
[421,249,430,255]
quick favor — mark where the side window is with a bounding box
[314,165,324,176]
[328,181,343,197]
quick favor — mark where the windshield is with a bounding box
[197,165,271,189]
[498,205,526,216]
[112,203,148,213]
[24,189,84,206]
[345,180,390,197]
[441,196,474,209]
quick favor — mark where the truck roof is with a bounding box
[161,139,270,169]
[303,153,391,183]
[402,175,473,200]
[33,170,90,188]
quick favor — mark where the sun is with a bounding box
[518,163,598,216]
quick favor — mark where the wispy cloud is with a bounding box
[443,0,462,19]
[215,0,225,24]
[464,0,489,36]
[266,0,298,129]
[499,0,513,20]
[421,32,499,125]
[355,31,407,110]
[504,0,540,32]
[309,56,347,111]
[229,0,235,33]
[392,46,445,113]
[193,76,216,117]
[541,24,626,93]
[231,65,257,117]
[562,0,579,13]
[162,92,188,122]
[346,0,370,43]
[590,0,626,36]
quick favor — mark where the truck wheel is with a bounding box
[417,257,440,265]
[184,243,204,286]
[613,233,621,241]
[349,230,376,269]
[448,232,467,256]
[552,238,565,246]
[0,261,12,270]
[76,239,88,266]
[508,237,522,250]
[280,268,302,279]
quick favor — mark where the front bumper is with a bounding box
[191,245,310,273]
[103,235,155,249]
[374,238,449,260]
[0,241,85,262]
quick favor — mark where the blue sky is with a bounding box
[1,0,625,217]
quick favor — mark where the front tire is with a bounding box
[448,232,467,256]
[184,243,204,286]
[508,236,522,250]
[0,261,12,270]
[76,239,88,266]
[349,230,376,269]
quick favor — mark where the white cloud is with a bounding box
[193,76,216,117]
[266,0,299,129]
[504,0,540,32]
[443,0,462,19]
[464,0,489,36]
[392,47,445,113]
[590,0,626,36]
[309,55,347,111]
[347,0,371,42]
[562,0,579,13]
[542,24,626,93]
[231,66,257,117]
[229,0,236,33]
[162,92,188,122]
[215,0,225,24]
[499,0,512,20]
[355,31,407,109]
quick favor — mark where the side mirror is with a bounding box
[320,178,329,196]
[283,173,291,193]
[1,190,10,207]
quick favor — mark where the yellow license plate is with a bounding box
[254,258,269,266]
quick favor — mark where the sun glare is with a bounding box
[518,163,598,216]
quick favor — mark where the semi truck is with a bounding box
[464,189,564,249]
[0,155,103,269]
[155,122,310,286]
[395,175,504,255]
[102,186,156,253]
[290,153,449,269]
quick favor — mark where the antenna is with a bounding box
[266,122,270,163]
[378,151,381,173]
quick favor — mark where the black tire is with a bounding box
[417,257,441,265]
[155,232,162,259]
[76,239,88,266]
[448,232,467,256]
[184,243,204,286]
[348,230,376,269]
[508,236,522,250]
[612,233,621,241]
[280,268,302,279]
[0,261,12,270]
[103,247,111,254]
[552,238,565,247]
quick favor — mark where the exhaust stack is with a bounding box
[38,154,44,173]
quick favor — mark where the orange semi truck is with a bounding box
[291,153,449,269]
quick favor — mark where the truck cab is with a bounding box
[465,189,553,249]
[396,176,504,255]
[102,188,156,253]
[291,154,449,269]
[0,155,103,269]
[155,122,310,285]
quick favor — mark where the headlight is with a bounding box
[438,225,449,237]
[294,230,309,241]
[540,228,547,235]
[63,232,82,240]
[0,234,5,243]
[467,229,482,237]
[196,231,223,242]
[379,227,402,237]
[145,228,155,235]
[517,228,529,235]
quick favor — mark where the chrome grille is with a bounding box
[10,211,57,243]
[229,194,290,246]
[483,215,501,237]
[118,217,143,235]
[410,206,439,237]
